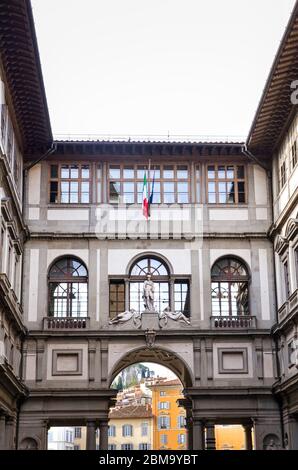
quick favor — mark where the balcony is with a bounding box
[278,289,298,324]
[211,315,257,329]
[43,316,90,330]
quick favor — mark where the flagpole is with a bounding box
[148,159,151,219]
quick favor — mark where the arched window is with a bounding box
[211,257,249,316]
[109,255,190,318]
[129,256,170,314]
[48,257,88,317]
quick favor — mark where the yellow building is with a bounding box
[73,405,153,450]
[215,425,246,450]
[149,379,187,450]
[108,405,153,450]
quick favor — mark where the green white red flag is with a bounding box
[142,172,149,219]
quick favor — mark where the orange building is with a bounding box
[149,379,187,450]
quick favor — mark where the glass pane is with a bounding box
[137,167,146,179]
[81,165,90,179]
[218,166,226,179]
[70,182,78,192]
[81,192,89,203]
[227,166,234,179]
[123,182,134,193]
[61,165,69,178]
[109,182,121,202]
[208,193,216,203]
[237,166,245,179]
[97,165,101,179]
[70,165,79,179]
[81,182,89,193]
[196,166,200,178]
[109,166,120,179]
[177,166,188,179]
[51,165,58,178]
[208,182,216,192]
[50,182,58,203]
[218,182,226,193]
[238,182,245,192]
[177,182,188,193]
[219,193,227,203]
[123,193,134,204]
[208,165,215,179]
[70,193,79,203]
[196,183,200,201]
[150,167,160,179]
[164,182,174,193]
[61,192,69,203]
[238,192,245,203]
[178,193,189,203]
[123,167,134,179]
[163,166,174,179]
[97,182,101,202]
[61,181,69,193]
[164,193,175,204]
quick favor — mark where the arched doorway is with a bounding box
[107,347,194,451]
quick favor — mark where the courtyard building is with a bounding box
[0,0,297,450]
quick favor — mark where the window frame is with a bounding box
[48,257,88,318]
[107,163,191,205]
[211,256,250,317]
[48,162,93,204]
[206,163,247,205]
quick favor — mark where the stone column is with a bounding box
[205,422,216,450]
[86,421,97,450]
[192,418,204,450]
[0,415,6,450]
[99,420,109,450]
[5,417,15,450]
[243,424,253,450]
[185,416,193,450]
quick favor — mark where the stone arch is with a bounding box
[19,437,39,450]
[125,252,174,276]
[263,433,280,450]
[108,345,194,389]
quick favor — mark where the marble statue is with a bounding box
[142,274,155,312]
[159,306,191,327]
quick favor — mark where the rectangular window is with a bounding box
[284,260,290,299]
[178,433,186,444]
[74,445,80,451]
[74,427,81,438]
[160,391,166,396]
[122,425,133,437]
[207,164,246,204]
[139,443,151,450]
[108,444,117,450]
[96,165,102,203]
[174,281,190,316]
[158,401,170,410]
[121,444,133,450]
[178,415,186,428]
[280,161,287,189]
[160,434,168,444]
[196,165,200,202]
[108,164,190,204]
[108,425,116,437]
[109,280,125,319]
[141,422,148,436]
[49,163,91,204]
[291,141,297,170]
[158,416,170,429]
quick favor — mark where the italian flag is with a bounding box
[142,172,149,219]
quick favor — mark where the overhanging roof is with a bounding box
[247,0,298,155]
[0,0,53,154]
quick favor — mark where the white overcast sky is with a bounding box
[31,0,296,140]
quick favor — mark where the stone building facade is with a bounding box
[0,0,297,451]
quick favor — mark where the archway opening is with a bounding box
[108,361,188,451]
